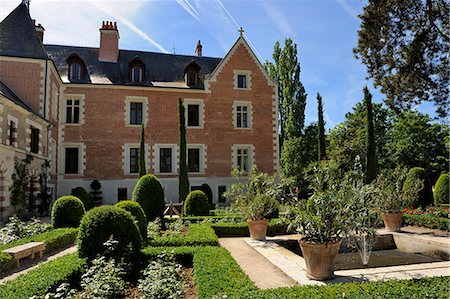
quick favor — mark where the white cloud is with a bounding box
[336,0,359,20]
[261,1,294,38]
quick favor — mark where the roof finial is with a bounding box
[238,27,244,37]
[22,0,30,12]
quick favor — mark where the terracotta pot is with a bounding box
[299,239,341,280]
[247,219,269,240]
[382,212,403,231]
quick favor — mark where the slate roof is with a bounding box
[0,80,35,113]
[0,3,48,60]
[45,45,222,87]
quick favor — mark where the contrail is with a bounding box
[91,2,169,53]
[176,0,200,21]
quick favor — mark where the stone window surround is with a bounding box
[122,143,150,175]
[187,143,207,174]
[60,142,85,175]
[153,143,178,175]
[6,114,18,147]
[184,98,205,129]
[125,96,148,127]
[233,100,252,129]
[231,144,254,171]
[233,70,252,90]
[62,94,85,125]
[26,118,43,155]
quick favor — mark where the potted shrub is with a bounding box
[374,168,423,232]
[227,166,280,240]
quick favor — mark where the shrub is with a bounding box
[184,190,209,216]
[147,223,218,247]
[115,200,147,239]
[200,183,213,205]
[0,216,51,245]
[70,187,93,210]
[403,167,433,207]
[51,196,85,228]
[403,213,449,231]
[132,174,165,221]
[434,173,449,205]
[78,206,142,259]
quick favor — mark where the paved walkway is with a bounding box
[0,245,77,284]
[219,237,296,289]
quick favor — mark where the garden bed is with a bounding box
[402,207,449,231]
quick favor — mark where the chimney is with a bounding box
[99,21,119,63]
[195,40,202,57]
[32,19,45,43]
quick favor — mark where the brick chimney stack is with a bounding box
[99,21,119,63]
[195,40,202,57]
[32,19,45,43]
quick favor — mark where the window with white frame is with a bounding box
[62,143,84,175]
[7,115,18,147]
[187,144,205,173]
[233,70,252,90]
[232,144,253,172]
[234,101,252,129]
[125,97,148,126]
[123,143,148,175]
[154,144,177,174]
[184,99,204,128]
[64,95,84,124]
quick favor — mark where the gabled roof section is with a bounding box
[45,44,222,87]
[0,3,48,59]
[205,36,275,90]
[0,80,35,114]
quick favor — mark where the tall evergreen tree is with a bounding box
[138,124,146,178]
[178,97,189,203]
[317,93,327,161]
[264,38,307,143]
[364,87,377,183]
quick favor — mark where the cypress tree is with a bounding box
[178,97,189,203]
[317,93,327,161]
[364,86,377,182]
[138,124,146,177]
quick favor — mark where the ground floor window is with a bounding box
[118,188,128,202]
[65,148,79,174]
[160,148,172,173]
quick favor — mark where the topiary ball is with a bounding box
[434,173,449,205]
[132,174,165,221]
[51,196,85,228]
[184,190,209,216]
[78,206,142,260]
[71,187,93,211]
[115,200,147,239]
[402,167,433,208]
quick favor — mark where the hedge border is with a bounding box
[403,214,449,231]
[211,219,289,237]
[147,223,219,247]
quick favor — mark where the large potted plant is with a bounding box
[227,166,280,240]
[374,168,423,232]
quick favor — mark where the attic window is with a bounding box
[184,62,201,87]
[130,58,145,83]
[66,53,84,81]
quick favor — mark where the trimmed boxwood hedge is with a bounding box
[434,173,449,205]
[71,187,94,211]
[51,196,85,228]
[402,167,433,208]
[0,228,79,273]
[0,253,86,299]
[147,223,218,247]
[403,214,449,231]
[184,190,210,216]
[211,219,289,237]
[132,174,165,221]
[115,200,148,239]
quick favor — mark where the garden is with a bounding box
[0,161,449,299]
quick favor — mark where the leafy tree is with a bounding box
[303,123,319,167]
[138,124,146,177]
[328,102,393,173]
[386,111,449,180]
[354,0,449,118]
[317,93,327,161]
[280,137,307,185]
[10,155,32,209]
[364,87,377,183]
[178,97,189,203]
[265,38,307,143]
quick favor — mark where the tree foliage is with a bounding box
[317,93,327,161]
[364,87,377,183]
[178,97,189,203]
[354,0,449,118]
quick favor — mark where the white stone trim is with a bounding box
[60,142,85,175]
[233,69,252,90]
[184,98,205,128]
[124,96,148,126]
[62,94,85,125]
[231,144,254,171]
[233,100,252,129]
[122,143,150,175]
[51,83,59,121]
[187,143,207,174]
[272,87,280,172]
[153,143,178,175]
[6,114,18,147]
[0,103,3,144]
[39,61,45,117]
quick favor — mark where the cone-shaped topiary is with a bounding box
[115,200,147,239]
[184,190,209,216]
[78,205,142,260]
[71,187,93,210]
[132,174,165,221]
[402,167,433,208]
[51,195,85,228]
[434,173,449,205]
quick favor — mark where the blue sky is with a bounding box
[0,0,437,129]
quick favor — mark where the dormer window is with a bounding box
[67,53,84,81]
[129,58,145,83]
[184,61,201,87]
